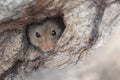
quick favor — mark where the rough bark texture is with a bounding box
[25,25,120,80]
[0,0,120,80]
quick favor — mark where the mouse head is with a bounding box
[28,20,62,52]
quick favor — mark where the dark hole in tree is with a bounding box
[26,16,65,57]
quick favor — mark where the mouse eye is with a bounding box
[51,30,56,36]
[36,32,40,38]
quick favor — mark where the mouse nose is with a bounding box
[40,39,54,52]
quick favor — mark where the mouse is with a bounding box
[27,18,64,53]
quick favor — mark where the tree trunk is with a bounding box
[0,0,119,80]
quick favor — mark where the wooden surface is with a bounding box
[0,0,119,79]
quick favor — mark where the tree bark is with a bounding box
[0,0,119,80]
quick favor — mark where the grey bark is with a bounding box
[0,0,119,80]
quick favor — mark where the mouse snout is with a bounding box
[40,39,54,52]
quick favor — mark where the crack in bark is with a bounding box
[76,0,107,63]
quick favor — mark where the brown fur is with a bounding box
[28,18,63,52]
